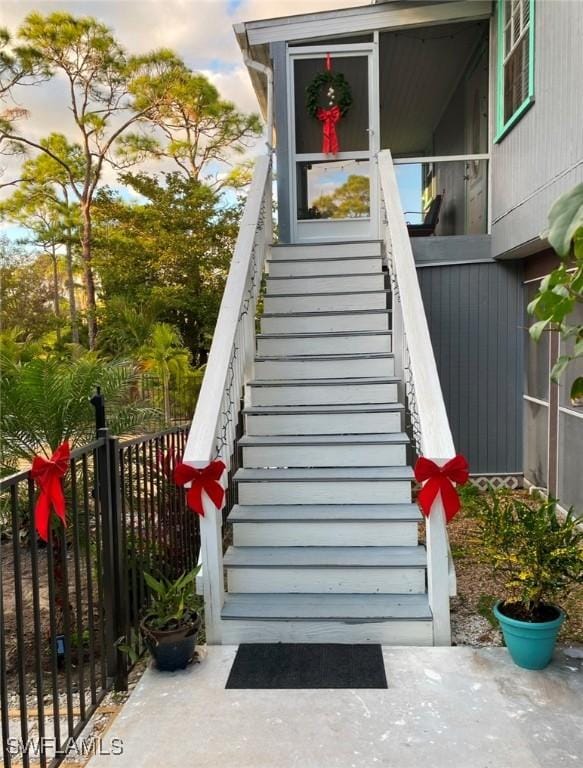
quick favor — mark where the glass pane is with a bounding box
[294,56,369,155]
[524,283,549,401]
[524,399,548,488]
[504,35,528,122]
[296,159,370,220]
[558,412,583,515]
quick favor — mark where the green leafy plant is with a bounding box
[528,183,583,405]
[142,566,201,632]
[473,490,583,621]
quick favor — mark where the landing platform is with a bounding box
[88,645,583,768]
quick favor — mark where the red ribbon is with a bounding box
[173,460,226,517]
[317,105,341,155]
[31,442,70,542]
[414,455,469,523]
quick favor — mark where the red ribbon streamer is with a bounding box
[414,455,469,523]
[317,105,341,155]
[325,52,332,71]
[31,442,70,542]
[173,460,226,517]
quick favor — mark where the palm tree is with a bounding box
[0,353,158,473]
[139,323,191,424]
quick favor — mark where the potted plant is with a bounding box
[140,566,202,671]
[474,490,583,670]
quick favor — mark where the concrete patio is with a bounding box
[88,645,583,768]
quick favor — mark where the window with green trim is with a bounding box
[496,0,535,140]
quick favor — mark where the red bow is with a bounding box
[317,105,341,155]
[31,442,70,542]
[414,455,469,522]
[173,460,226,517]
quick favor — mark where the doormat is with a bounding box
[225,643,388,689]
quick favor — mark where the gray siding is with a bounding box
[491,0,583,257]
[417,258,524,474]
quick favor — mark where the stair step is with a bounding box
[230,502,420,546]
[271,241,382,260]
[222,593,431,621]
[266,273,384,295]
[240,432,408,467]
[248,377,399,407]
[234,466,412,505]
[255,352,394,380]
[224,545,426,593]
[264,290,389,313]
[261,308,390,334]
[267,256,382,277]
[244,403,404,436]
[229,503,421,523]
[256,330,391,357]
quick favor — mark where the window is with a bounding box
[495,0,535,141]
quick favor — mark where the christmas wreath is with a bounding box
[306,55,352,154]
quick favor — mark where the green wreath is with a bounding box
[306,70,352,118]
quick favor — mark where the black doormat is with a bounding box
[225,643,387,689]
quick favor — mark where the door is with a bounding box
[288,44,379,243]
[464,44,488,234]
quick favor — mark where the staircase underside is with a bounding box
[223,240,434,645]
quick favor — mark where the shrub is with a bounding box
[473,490,583,621]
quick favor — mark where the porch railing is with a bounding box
[183,152,272,643]
[379,149,456,645]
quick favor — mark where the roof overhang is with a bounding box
[235,0,492,114]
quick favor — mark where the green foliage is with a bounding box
[528,183,583,405]
[93,172,237,358]
[476,593,499,630]
[121,66,261,184]
[473,490,583,616]
[306,70,352,118]
[142,567,201,632]
[0,354,159,471]
[310,174,369,219]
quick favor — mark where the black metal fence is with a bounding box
[0,407,198,767]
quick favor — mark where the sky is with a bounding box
[0,0,423,238]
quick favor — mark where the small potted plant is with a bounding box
[474,490,583,670]
[140,566,202,671]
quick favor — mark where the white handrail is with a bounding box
[183,153,272,643]
[379,149,455,645]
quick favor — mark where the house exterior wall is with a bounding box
[413,240,524,475]
[490,0,583,258]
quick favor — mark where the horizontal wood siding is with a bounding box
[491,0,583,256]
[417,259,523,474]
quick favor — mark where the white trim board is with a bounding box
[243,2,492,46]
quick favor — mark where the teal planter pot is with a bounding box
[493,601,565,670]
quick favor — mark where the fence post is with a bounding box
[91,391,128,690]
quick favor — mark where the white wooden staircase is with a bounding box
[221,240,433,644]
[184,151,454,646]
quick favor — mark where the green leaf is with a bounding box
[571,377,583,406]
[550,355,572,382]
[143,571,164,594]
[529,319,550,342]
[547,183,583,257]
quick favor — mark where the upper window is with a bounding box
[496,0,535,141]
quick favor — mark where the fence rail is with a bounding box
[0,411,196,767]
